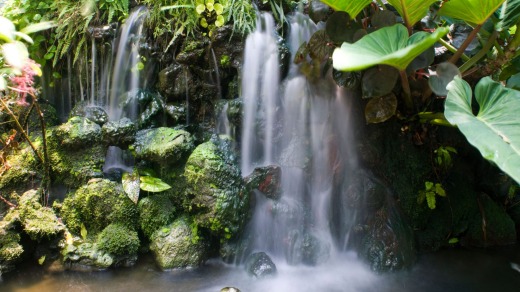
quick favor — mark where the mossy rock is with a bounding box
[54,116,102,149]
[138,194,177,239]
[0,143,41,195]
[96,223,140,256]
[149,218,208,269]
[47,128,106,188]
[0,209,24,277]
[132,127,194,164]
[60,179,138,235]
[184,139,249,238]
[17,190,65,241]
[61,241,116,270]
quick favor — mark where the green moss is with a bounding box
[0,231,23,262]
[17,190,65,241]
[61,179,138,235]
[184,139,249,238]
[47,128,106,188]
[96,224,140,256]
[54,117,102,148]
[138,194,176,238]
[133,128,194,164]
[0,144,41,195]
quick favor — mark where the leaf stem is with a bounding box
[33,100,52,206]
[438,38,470,61]
[399,70,413,110]
[459,30,499,73]
[449,24,482,64]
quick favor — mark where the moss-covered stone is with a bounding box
[96,223,140,256]
[47,128,106,188]
[54,116,102,149]
[132,127,194,164]
[101,118,136,148]
[60,179,138,235]
[184,139,249,238]
[0,210,24,277]
[149,217,208,269]
[17,190,65,241]
[61,241,115,270]
[138,194,176,238]
[0,144,41,195]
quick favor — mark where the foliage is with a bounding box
[96,223,140,256]
[318,0,520,184]
[196,0,226,36]
[417,181,446,209]
[434,146,457,171]
[445,77,520,184]
[140,176,172,192]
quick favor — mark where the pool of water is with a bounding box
[2,246,520,292]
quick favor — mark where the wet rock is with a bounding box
[164,102,187,125]
[244,165,282,200]
[185,138,249,238]
[341,170,386,211]
[158,64,186,101]
[61,240,135,271]
[54,116,102,149]
[176,38,209,65]
[211,25,245,70]
[149,218,208,269]
[278,37,291,79]
[299,233,331,266]
[138,194,176,238]
[220,236,252,263]
[138,96,163,128]
[87,23,117,39]
[221,287,241,292]
[245,252,277,279]
[132,127,194,164]
[360,206,416,273]
[70,103,108,125]
[60,179,138,235]
[101,118,136,148]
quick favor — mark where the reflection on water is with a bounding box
[2,247,520,292]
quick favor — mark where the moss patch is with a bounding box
[96,224,140,256]
[138,194,176,238]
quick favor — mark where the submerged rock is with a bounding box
[60,179,138,235]
[149,218,208,269]
[132,127,194,164]
[184,139,249,238]
[245,252,277,279]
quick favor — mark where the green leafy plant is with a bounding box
[445,76,520,183]
[196,0,227,36]
[122,169,172,203]
[434,145,457,170]
[417,181,446,209]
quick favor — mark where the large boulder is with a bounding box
[70,103,108,125]
[184,139,249,238]
[96,223,140,257]
[132,127,194,164]
[101,118,136,148]
[244,165,282,200]
[0,210,24,278]
[0,143,41,195]
[149,218,208,269]
[54,116,102,149]
[60,179,138,235]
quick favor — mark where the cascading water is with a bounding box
[102,7,148,174]
[240,11,363,276]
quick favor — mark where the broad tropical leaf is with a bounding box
[320,0,372,18]
[386,0,438,29]
[445,76,520,183]
[332,24,449,71]
[122,169,140,204]
[495,0,520,31]
[140,176,172,192]
[438,0,506,25]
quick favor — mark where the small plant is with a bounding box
[196,0,227,36]
[434,146,457,171]
[417,181,446,209]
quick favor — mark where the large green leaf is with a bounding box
[495,0,520,31]
[122,169,140,204]
[320,0,372,18]
[438,0,506,25]
[386,0,438,28]
[140,176,172,193]
[332,24,449,71]
[445,76,520,183]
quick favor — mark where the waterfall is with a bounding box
[240,12,357,266]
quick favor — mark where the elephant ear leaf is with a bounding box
[320,0,372,18]
[438,0,506,25]
[445,76,520,184]
[140,176,172,193]
[386,0,438,29]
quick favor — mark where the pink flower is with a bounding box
[8,59,40,106]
